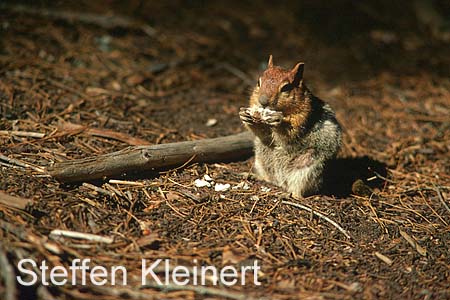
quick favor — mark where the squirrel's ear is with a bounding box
[291,62,304,86]
[267,55,273,68]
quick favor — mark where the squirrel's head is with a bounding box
[251,55,307,113]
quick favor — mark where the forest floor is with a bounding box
[0,1,449,299]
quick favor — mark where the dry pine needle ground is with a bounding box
[0,1,449,300]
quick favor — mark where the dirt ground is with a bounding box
[1,1,449,299]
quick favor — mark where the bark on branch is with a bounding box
[49,132,254,183]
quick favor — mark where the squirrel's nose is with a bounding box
[258,95,269,107]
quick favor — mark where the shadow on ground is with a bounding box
[322,156,387,197]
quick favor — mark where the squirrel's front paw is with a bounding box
[261,109,283,126]
[240,107,283,126]
[239,107,255,125]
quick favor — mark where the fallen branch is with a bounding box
[0,3,156,36]
[49,132,254,183]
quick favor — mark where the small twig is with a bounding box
[104,183,125,197]
[0,153,46,173]
[401,185,450,197]
[433,184,450,215]
[373,170,396,184]
[249,195,259,215]
[81,183,115,197]
[417,188,448,226]
[399,230,427,257]
[282,200,351,239]
[46,78,93,102]
[0,130,45,138]
[59,122,151,146]
[109,179,145,186]
[160,188,190,220]
[72,285,160,300]
[142,281,254,300]
[49,229,114,244]
[0,250,17,300]
[0,161,22,169]
[159,154,197,174]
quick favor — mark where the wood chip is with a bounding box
[399,230,427,256]
[0,191,32,210]
[374,251,393,265]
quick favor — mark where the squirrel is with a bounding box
[239,55,342,197]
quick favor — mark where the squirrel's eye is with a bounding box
[257,78,262,87]
[280,82,292,93]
